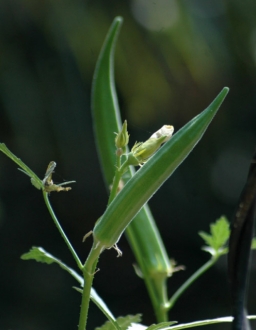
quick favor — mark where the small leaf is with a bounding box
[210,216,230,248]
[199,216,230,255]
[95,315,142,330]
[21,246,56,264]
[21,247,117,326]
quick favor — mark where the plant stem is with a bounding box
[168,256,218,310]
[42,191,83,270]
[78,242,102,330]
[147,275,169,321]
[108,156,127,205]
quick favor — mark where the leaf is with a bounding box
[21,246,56,264]
[21,247,84,283]
[21,247,117,327]
[199,216,230,256]
[95,314,142,330]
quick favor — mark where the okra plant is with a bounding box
[1,16,256,330]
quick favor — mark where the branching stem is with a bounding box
[168,256,218,310]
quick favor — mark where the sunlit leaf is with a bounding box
[199,216,230,256]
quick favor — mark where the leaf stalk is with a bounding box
[42,191,83,270]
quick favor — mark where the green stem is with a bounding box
[168,256,218,310]
[42,191,83,270]
[78,243,102,330]
[147,276,169,321]
[108,156,127,205]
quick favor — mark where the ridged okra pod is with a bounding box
[90,16,229,321]
[93,87,229,249]
[91,16,173,321]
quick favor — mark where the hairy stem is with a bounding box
[78,243,101,330]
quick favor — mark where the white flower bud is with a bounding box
[150,125,174,142]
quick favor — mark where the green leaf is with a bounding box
[21,246,56,264]
[93,87,229,250]
[21,247,118,327]
[95,314,142,330]
[21,247,83,283]
[199,216,230,256]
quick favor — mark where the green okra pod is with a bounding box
[90,15,229,322]
[91,17,173,321]
[91,15,172,276]
[93,87,229,251]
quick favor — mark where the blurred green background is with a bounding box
[0,0,256,329]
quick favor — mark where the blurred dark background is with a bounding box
[0,0,256,329]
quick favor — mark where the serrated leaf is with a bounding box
[21,247,83,283]
[21,247,117,327]
[95,314,142,330]
[21,246,56,264]
[199,216,230,255]
[210,216,230,248]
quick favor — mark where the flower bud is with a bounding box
[149,125,174,142]
[127,125,174,166]
[115,120,129,149]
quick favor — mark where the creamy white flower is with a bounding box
[126,125,175,166]
[150,125,174,142]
